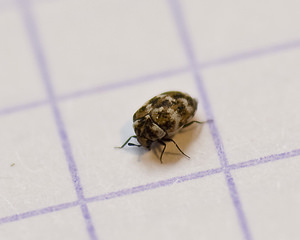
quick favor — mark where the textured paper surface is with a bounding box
[1,0,300,239]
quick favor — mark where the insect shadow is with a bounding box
[117,119,208,164]
[152,120,206,164]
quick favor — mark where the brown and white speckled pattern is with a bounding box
[133,91,198,148]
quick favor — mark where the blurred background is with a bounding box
[1,0,300,239]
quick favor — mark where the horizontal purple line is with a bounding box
[0,67,188,117]
[58,66,190,101]
[0,168,221,226]
[1,147,299,226]
[86,167,222,203]
[0,100,47,116]
[199,39,300,69]
[228,148,300,170]
[0,201,78,225]
[1,39,300,117]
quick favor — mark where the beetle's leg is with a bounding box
[182,120,207,129]
[163,138,190,159]
[157,140,167,164]
[115,135,137,148]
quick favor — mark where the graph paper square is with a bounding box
[0,106,77,217]
[0,0,18,12]
[0,8,45,110]
[181,0,300,62]
[32,0,187,96]
[202,48,300,164]
[60,72,220,197]
[1,0,300,239]
[0,207,88,240]
[232,155,300,240]
[88,173,242,240]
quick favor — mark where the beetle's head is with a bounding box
[136,136,153,149]
[133,115,166,149]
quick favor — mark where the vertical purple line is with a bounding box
[16,1,98,239]
[167,0,253,240]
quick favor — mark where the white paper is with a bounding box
[0,0,300,239]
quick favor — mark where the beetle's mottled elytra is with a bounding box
[117,91,205,163]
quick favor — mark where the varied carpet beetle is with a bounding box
[117,91,205,163]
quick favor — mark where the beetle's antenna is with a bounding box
[128,143,142,147]
[115,135,137,148]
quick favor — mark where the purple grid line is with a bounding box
[86,167,222,203]
[229,148,300,171]
[58,66,190,101]
[0,201,78,225]
[199,39,300,69]
[1,147,299,226]
[0,99,47,116]
[1,39,300,118]
[1,37,300,119]
[0,0,299,237]
[168,0,252,239]
[87,148,300,204]
[16,1,98,240]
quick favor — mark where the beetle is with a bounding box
[117,91,205,163]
